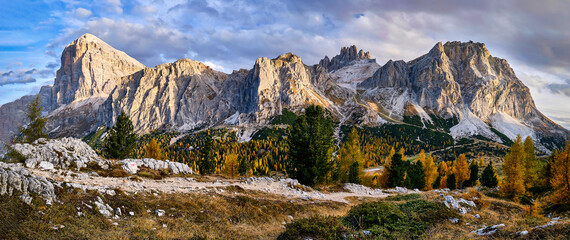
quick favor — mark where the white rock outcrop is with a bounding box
[118,158,193,175]
[12,138,109,171]
[0,162,56,204]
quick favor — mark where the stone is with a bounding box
[155,209,165,217]
[119,158,193,175]
[0,162,56,204]
[472,224,505,236]
[11,138,109,171]
[38,161,54,171]
[449,218,460,224]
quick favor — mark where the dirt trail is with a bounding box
[30,168,390,203]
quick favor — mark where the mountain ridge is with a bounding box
[0,34,567,151]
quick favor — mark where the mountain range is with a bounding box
[0,34,568,151]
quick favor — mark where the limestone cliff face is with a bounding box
[44,34,146,137]
[359,41,568,145]
[100,59,230,133]
[51,34,145,110]
[239,53,335,122]
[1,35,567,150]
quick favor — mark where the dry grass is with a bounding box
[0,186,348,239]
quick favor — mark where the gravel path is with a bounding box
[30,168,391,203]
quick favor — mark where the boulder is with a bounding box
[12,137,109,170]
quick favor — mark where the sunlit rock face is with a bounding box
[0,34,567,151]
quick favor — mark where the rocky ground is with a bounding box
[1,138,569,239]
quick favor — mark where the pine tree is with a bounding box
[447,173,457,190]
[238,156,250,177]
[550,141,570,204]
[405,160,425,190]
[287,105,334,186]
[480,162,499,188]
[103,110,137,159]
[338,127,363,183]
[144,138,163,159]
[422,153,438,190]
[466,160,479,187]
[16,95,47,144]
[198,134,216,174]
[387,153,408,188]
[348,161,361,184]
[501,135,526,199]
[523,136,538,189]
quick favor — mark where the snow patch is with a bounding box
[490,112,535,140]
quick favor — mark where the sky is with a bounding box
[0,0,569,129]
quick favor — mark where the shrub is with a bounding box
[344,199,458,239]
[277,216,349,240]
[385,193,422,201]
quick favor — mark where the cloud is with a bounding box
[73,8,92,19]
[0,70,36,86]
[547,82,570,97]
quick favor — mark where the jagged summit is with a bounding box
[272,52,302,63]
[0,36,567,150]
[319,45,374,72]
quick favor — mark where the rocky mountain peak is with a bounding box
[52,33,145,110]
[319,45,374,72]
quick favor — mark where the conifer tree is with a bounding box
[422,153,438,190]
[348,161,361,184]
[550,141,570,204]
[198,134,216,174]
[223,151,239,178]
[453,154,470,189]
[338,127,363,182]
[480,162,499,188]
[287,105,334,186]
[144,138,164,159]
[405,160,425,190]
[466,160,479,187]
[387,153,408,188]
[16,95,47,144]
[447,173,456,190]
[501,135,526,199]
[523,136,538,189]
[439,161,450,189]
[103,110,137,159]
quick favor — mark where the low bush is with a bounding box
[385,193,422,201]
[344,199,458,239]
[277,216,349,240]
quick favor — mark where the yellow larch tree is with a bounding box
[439,161,449,189]
[453,154,470,189]
[550,142,570,204]
[501,135,526,199]
[522,136,538,189]
[337,127,364,182]
[422,153,438,190]
[223,151,239,178]
[144,138,164,160]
